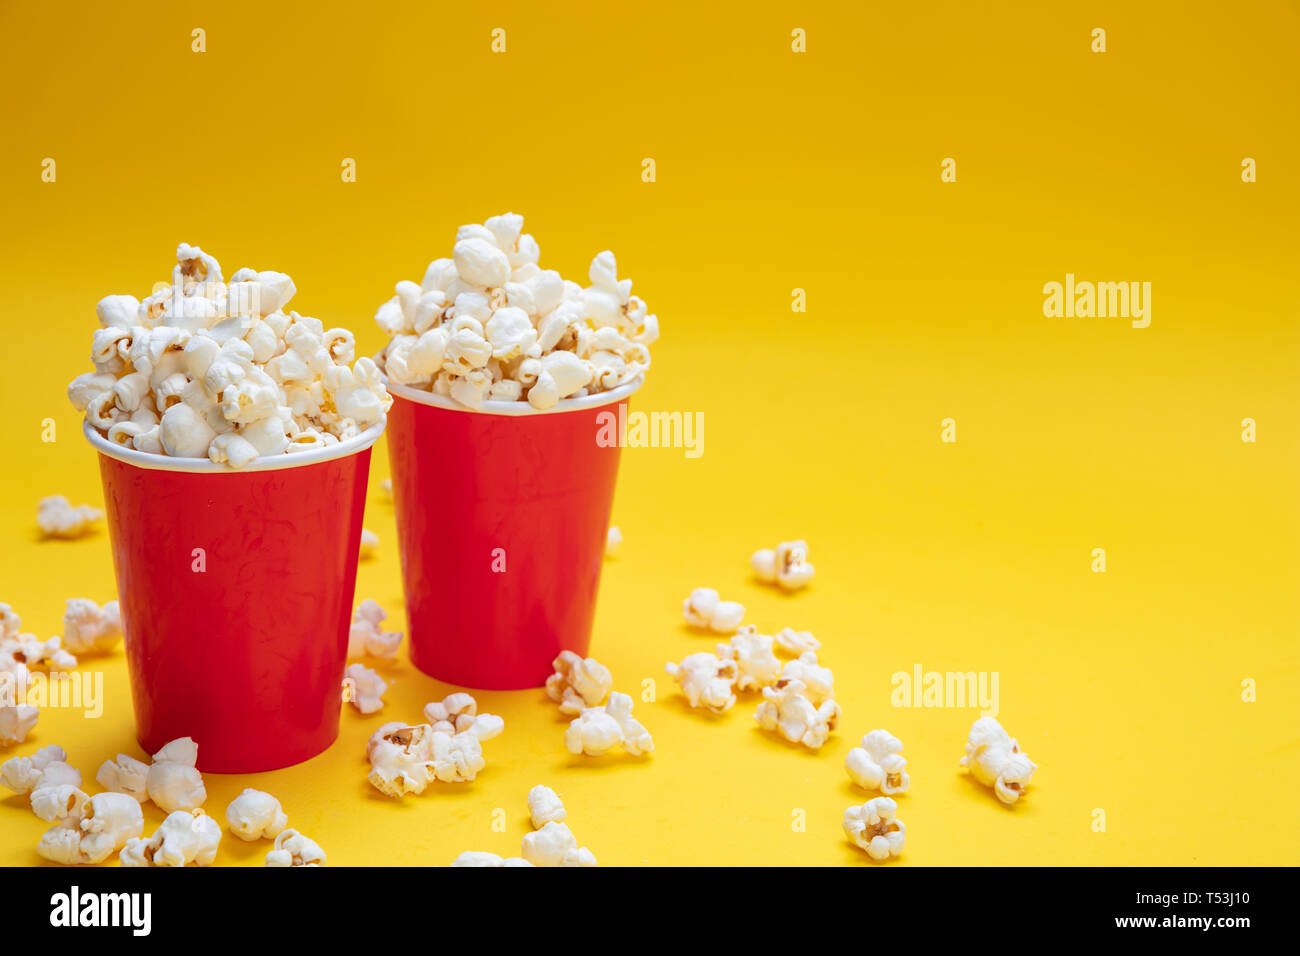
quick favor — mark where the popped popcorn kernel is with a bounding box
[959,716,1037,805]
[366,722,437,797]
[545,650,613,715]
[605,525,623,557]
[717,626,782,691]
[359,528,380,559]
[665,652,738,714]
[564,691,653,757]
[2,745,80,795]
[225,788,289,841]
[121,809,222,866]
[344,663,387,714]
[0,704,39,747]
[751,540,815,591]
[521,821,598,867]
[773,627,820,656]
[843,797,905,861]
[845,729,910,795]
[347,599,403,659]
[265,828,326,867]
[682,587,745,634]
[527,785,566,828]
[61,598,122,655]
[778,651,834,704]
[95,753,149,801]
[145,737,207,812]
[37,496,103,539]
[423,692,504,741]
[450,851,533,867]
[37,792,144,865]
[754,679,840,750]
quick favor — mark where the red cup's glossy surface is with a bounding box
[95,443,372,773]
[387,390,627,689]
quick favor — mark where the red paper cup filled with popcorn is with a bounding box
[375,213,658,689]
[71,244,392,772]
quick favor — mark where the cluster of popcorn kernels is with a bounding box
[365,693,505,796]
[452,786,596,867]
[375,213,658,410]
[544,652,653,757]
[69,244,391,468]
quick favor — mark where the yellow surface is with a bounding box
[1,0,1298,866]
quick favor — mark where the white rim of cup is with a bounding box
[382,365,644,417]
[83,417,387,474]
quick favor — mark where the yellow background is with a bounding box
[1,0,1297,865]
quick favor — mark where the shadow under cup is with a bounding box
[385,378,639,690]
[86,420,383,773]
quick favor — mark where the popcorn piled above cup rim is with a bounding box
[69,243,392,469]
[373,212,659,411]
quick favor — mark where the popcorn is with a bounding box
[778,651,834,704]
[521,822,598,867]
[423,693,505,741]
[146,737,207,812]
[265,829,326,867]
[37,496,102,539]
[545,650,613,715]
[376,214,657,410]
[1,745,81,795]
[120,809,222,866]
[843,797,905,861]
[37,792,144,865]
[605,525,623,557]
[61,598,122,655]
[366,723,437,797]
[774,627,820,656]
[527,785,566,828]
[682,588,745,634]
[31,784,90,826]
[665,652,738,714]
[379,478,393,500]
[429,729,486,783]
[71,244,391,468]
[717,627,782,691]
[344,663,387,714]
[95,753,150,801]
[347,600,403,659]
[959,717,1038,805]
[225,788,289,841]
[845,730,910,795]
[754,679,840,750]
[451,851,534,867]
[1,631,77,672]
[359,528,380,559]
[0,704,39,747]
[751,540,815,591]
[564,692,653,757]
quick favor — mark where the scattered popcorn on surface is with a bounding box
[95,753,150,801]
[37,792,144,865]
[0,704,39,747]
[564,691,653,757]
[375,213,658,410]
[344,663,387,714]
[31,783,90,826]
[347,599,403,659]
[754,679,840,750]
[121,809,221,866]
[265,828,326,867]
[69,244,391,468]
[959,717,1038,805]
[682,587,745,634]
[146,737,207,813]
[751,540,815,591]
[717,626,782,691]
[2,745,81,795]
[521,821,598,867]
[778,651,834,704]
[605,526,623,557]
[665,652,738,714]
[843,797,905,861]
[359,528,380,559]
[1,607,78,674]
[61,598,122,655]
[423,692,505,741]
[225,788,289,841]
[846,729,910,795]
[545,650,613,715]
[773,627,820,656]
[527,785,567,828]
[37,496,103,540]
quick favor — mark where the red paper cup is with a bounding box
[385,376,640,689]
[85,420,384,773]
